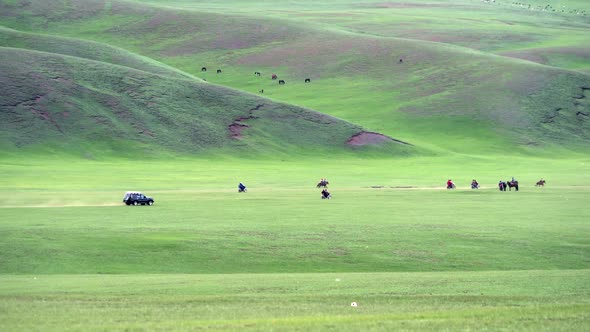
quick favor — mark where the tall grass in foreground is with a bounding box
[0,271,588,331]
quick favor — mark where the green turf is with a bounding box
[0,156,589,329]
[1,270,588,331]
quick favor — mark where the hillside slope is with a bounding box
[0,26,197,80]
[0,47,410,156]
[1,0,589,155]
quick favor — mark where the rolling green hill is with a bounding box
[1,46,412,157]
[1,0,589,156]
[0,26,198,80]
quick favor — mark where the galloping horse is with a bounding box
[535,179,546,187]
[507,180,519,191]
[317,180,329,188]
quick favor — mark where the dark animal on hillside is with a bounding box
[305,78,311,83]
[271,74,277,80]
[498,181,507,191]
[399,58,403,63]
[217,69,222,73]
[535,179,546,187]
[321,189,331,199]
[259,89,264,93]
[279,80,285,85]
[507,180,519,191]
[254,71,261,76]
[201,67,207,72]
[317,180,329,188]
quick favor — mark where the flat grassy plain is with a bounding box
[1,156,589,330]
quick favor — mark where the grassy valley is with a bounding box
[0,0,589,330]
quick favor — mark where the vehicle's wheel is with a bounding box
[148,201,153,206]
[133,201,138,206]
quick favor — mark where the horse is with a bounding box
[305,78,311,83]
[498,182,507,191]
[507,180,519,191]
[317,180,329,188]
[201,67,207,72]
[216,69,222,73]
[279,80,285,85]
[321,189,331,199]
[535,179,546,187]
[254,71,261,76]
[271,74,277,80]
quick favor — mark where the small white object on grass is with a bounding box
[350,302,358,307]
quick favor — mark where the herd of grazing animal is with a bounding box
[199,66,314,94]
[200,58,406,93]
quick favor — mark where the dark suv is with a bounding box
[123,192,154,206]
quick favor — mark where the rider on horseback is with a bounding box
[446,179,455,189]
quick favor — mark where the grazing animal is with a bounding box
[305,78,311,83]
[201,67,207,72]
[507,180,519,191]
[216,69,222,73]
[254,71,261,76]
[399,58,403,63]
[278,80,285,85]
[316,180,329,188]
[535,179,546,187]
[271,74,277,80]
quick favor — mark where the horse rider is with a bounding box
[447,179,455,189]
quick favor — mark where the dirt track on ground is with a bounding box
[1,186,588,208]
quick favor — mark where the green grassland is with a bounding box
[1,0,590,330]
[1,271,588,331]
[1,0,589,156]
[1,157,589,330]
